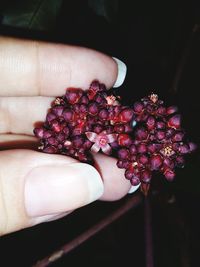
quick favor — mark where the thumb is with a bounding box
[0,149,103,236]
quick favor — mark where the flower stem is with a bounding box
[144,196,154,267]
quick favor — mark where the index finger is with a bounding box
[0,36,126,96]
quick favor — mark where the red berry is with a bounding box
[157,106,166,115]
[168,115,181,129]
[63,127,69,136]
[88,102,99,115]
[95,93,107,104]
[117,160,124,168]
[51,120,62,133]
[123,160,131,169]
[156,130,165,140]
[117,160,130,169]
[137,143,147,153]
[125,169,134,180]
[172,132,184,142]
[99,109,109,120]
[147,116,156,130]
[79,104,87,113]
[124,123,133,133]
[146,104,154,113]
[89,80,101,92]
[166,128,175,138]
[166,106,178,115]
[83,140,92,149]
[77,152,88,162]
[188,142,197,152]
[130,154,137,161]
[79,95,89,104]
[110,141,119,149]
[114,124,125,133]
[147,143,157,153]
[72,127,83,136]
[47,137,58,146]
[99,83,106,92]
[118,148,129,159]
[178,144,190,154]
[119,108,134,123]
[62,109,74,122]
[164,169,175,181]
[66,88,82,104]
[133,101,143,113]
[135,127,148,140]
[131,176,140,186]
[130,144,137,154]
[118,134,132,147]
[88,80,104,100]
[93,124,103,134]
[46,112,56,123]
[72,136,84,148]
[156,121,165,129]
[150,154,163,170]
[138,154,149,164]
[52,106,64,117]
[43,130,52,139]
[114,105,121,114]
[43,146,57,153]
[34,128,44,138]
[68,148,76,155]
[57,133,65,143]
[163,158,175,169]
[88,89,97,100]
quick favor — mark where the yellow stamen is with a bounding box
[149,93,158,103]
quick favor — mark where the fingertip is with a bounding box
[112,57,127,88]
[128,184,141,194]
[0,37,127,96]
[38,44,120,95]
[38,44,127,93]
[93,153,131,201]
[24,162,104,217]
[0,150,104,235]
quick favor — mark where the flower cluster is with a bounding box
[116,94,196,194]
[34,80,196,194]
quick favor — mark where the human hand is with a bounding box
[0,36,135,236]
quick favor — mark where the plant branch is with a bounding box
[170,23,200,94]
[144,197,154,267]
[33,193,143,267]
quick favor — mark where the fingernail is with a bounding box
[128,183,141,194]
[24,163,103,217]
[112,57,127,88]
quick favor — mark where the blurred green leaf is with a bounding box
[2,0,63,31]
[88,0,119,22]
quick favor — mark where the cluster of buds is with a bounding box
[34,81,196,194]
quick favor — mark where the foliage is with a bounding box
[1,0,63,31]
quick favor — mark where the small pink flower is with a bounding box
[85,131,118,155]
[106,95,120,106]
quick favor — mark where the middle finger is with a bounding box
[0,96,53,135]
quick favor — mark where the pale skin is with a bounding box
[0,36,131,236]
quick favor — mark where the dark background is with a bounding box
[0,1,200,266]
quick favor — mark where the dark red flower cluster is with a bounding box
[34,80,196,194]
